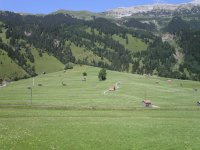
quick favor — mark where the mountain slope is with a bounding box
[0,10,200,81]
[31,48,64,74]
[0,20,65,79]
[112,34,148,52]
[53,10,107,20]
[0,49,28,80]
[0,11,153,75]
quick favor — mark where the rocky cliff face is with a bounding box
[106,1,200,18]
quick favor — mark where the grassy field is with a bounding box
[112,34,148,52]
[1,109,200,150]
[0,65,200,149]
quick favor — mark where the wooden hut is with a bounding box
[167,80,172,83]
[109,86,116,91]
[142,100,152,107]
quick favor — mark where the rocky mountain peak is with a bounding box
[106,1,200,18]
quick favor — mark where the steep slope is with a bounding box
[0,22,64,80]
[0,49,28,80]
[31,48,64,74]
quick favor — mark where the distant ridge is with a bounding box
[106,1,200,18]
[52,9,107,20]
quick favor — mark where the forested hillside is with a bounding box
[164,16,200,80]
[0,11,153,80]
[0,11,200,81]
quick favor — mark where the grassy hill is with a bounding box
[31,48,64,74]
[0,45,65,80]
[0,66,200,149]
[0,47,65,80]
[0,49,28,80]
[0,65,199,107]
[0,24,28,80]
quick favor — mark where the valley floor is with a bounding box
[0,108,200,150]
[0,66,200,149]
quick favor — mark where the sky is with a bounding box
[0,0,194,14]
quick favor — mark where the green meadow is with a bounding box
[0,65,200,149]
[0,50,28,80]
[112,34,148,52]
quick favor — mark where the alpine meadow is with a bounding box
[0,0,200,149]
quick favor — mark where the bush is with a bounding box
[98,68,107,81]
[64,62,74,70]
[83,72,87,77]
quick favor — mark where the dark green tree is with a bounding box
[98,68,107,81]
[82,72,87,77]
